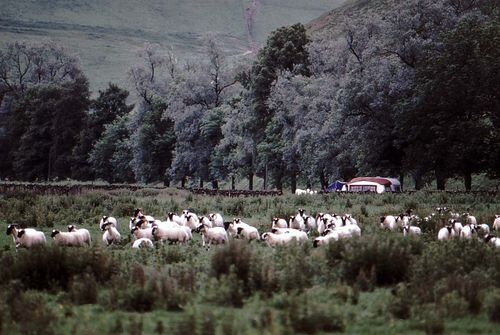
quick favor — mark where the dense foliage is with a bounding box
[0,0,499,191]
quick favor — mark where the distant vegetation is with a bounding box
[0,189,499,334]
[0,0,499,192]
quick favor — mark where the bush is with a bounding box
[10,291,58,335]
[334,234,423,287]
[484,289,500,323]
[440,291,468,319]
[0,246,118,291]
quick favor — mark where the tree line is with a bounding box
[0,0,498,191]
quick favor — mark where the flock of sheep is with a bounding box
[5,206,500,250]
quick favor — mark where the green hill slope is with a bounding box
[0,0,347,92]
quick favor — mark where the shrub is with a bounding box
[10,291,58,335]
[337,234,423,287]
[0,246,118,292]
[440,291,468,319]
[388,285,412,320]
[415,304,445,335]
[68,273,98,305]
[484,289,500,323]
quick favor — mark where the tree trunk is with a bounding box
[290,173,297,194]
[231,175,235,190]
[181,176,187,188]
[319,170,327,191]
[464,172,472,192]
[413,173,423,190]
[399,174,404,192]
[199,178,204,189]
[248,172,253,191]
[211,180,219,190]
[435,169,447,190]
[163,176,170,187]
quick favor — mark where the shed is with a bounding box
[347,177,402,193]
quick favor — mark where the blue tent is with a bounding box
[327,180,346,192]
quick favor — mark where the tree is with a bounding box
[72,83,134,180]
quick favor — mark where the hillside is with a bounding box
[0,0,347,92]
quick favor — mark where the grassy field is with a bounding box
[1,188,500,335]
[0,0,347,92]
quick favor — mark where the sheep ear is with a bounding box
[237,227,244,234]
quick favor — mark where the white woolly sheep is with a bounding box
[209,213,224,227]
[476,223,490,238]
[51,230,87,247]
[380,215,398,231]
[227,218,252,237]
[132,238,154,249]
[289,214,306,231]
[131,226,154,241]
[67,224,92,246]
[448,219,463,237]
[196,225,228,249]
[460,223,478,240]
[152,225,189,244]
[402,225,421,237]
[438,225,455,241]
[100,216,118,230]
[270,227,308,242]
[236,224,260,242]
[484,234,500,248]
[261,232,305,247]
[6,225,46,249]
[167,212,184,225]
[272,217,288,229]
[184,213,201,230]
[464,213,477,226]
[316,213,333,235]
[199,216,213,228]
[313,230,340,247]
[102,222,121,246]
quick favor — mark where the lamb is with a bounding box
[438,225,455,241]
[67,224,92,246]
[101,222,121,246]
[132,238,154,249]
[51,230,87,247]
[209,213,224,227]
[152,225,189,244]
[99,216,118,231]
[6,225,46,249]
[131,226,154,241]
[272,217,288,229]
[236,225,260,242]
[493,215,500,231]
[196,225,228,249]
[261,232,304,247]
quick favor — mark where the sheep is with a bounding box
[185,213,201,231]
[402,224,422,237]
[132,208,156,225]
[380,215,398,231]
[167,212,184,225]
[493,215,500,231]
[236,225,260,242]
[448,219,463,237]
[132,238,154,249]
[316,213,333,235]
[261,231,305,247]
[99,216,118,230]
[395,214,409,229]
[344,214,358,227]
[289,213,306,231]
[199,216,213,228]
[270,227,308,242]
[51,230,87,247]
[313,230,340,247]
[101,222,121,246]
[152,225,189,244]
[272,217,288,229]
[209,213,224,227]
[227,218,253,238]
[476,224,490,238]
[460,223,478,240]
[6,225,46,249]
[325,223,361,239]
[464,213,477,226]
[130,226,154,241]
[438,225,455,241]
[67,224,92,246]
[196,225,228,249]
[484,234,500,248]
[131,217,151,230]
